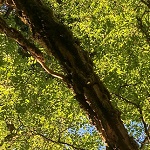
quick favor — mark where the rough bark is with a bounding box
[1,0,139,149]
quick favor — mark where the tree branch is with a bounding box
[140,126,150,149]
[0,17,65,80]
[1,0,140,149]
[117,82,141,95]
[136,15,150,43]
[140,0,150,9]
[136,0,150,44]
[34,131,86,150]
[3,116,85,150]
[113,93,150,146]
[138,110,150,144]
[112,93,139,107]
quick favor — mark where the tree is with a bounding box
[0,0,149,149]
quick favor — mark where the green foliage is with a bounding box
[0,0,150,149]
[0,35,101,149]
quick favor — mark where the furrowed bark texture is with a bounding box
[10,0,138,149]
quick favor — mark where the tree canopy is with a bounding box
[0,0,149,149]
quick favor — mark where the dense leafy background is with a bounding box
[0,0,149,149]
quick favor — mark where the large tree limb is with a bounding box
[1,0,139,149]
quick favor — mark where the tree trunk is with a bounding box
[4,0,139,149]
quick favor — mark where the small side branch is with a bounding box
[136,15,150,43]
[34,132,86,150]
[140,0,150,9]
[0,17,65,80]
[1,118,85,150]
[112,93,138,107]
[140,126,150,149]
[113,93,150,146]
[136,0,150,44]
